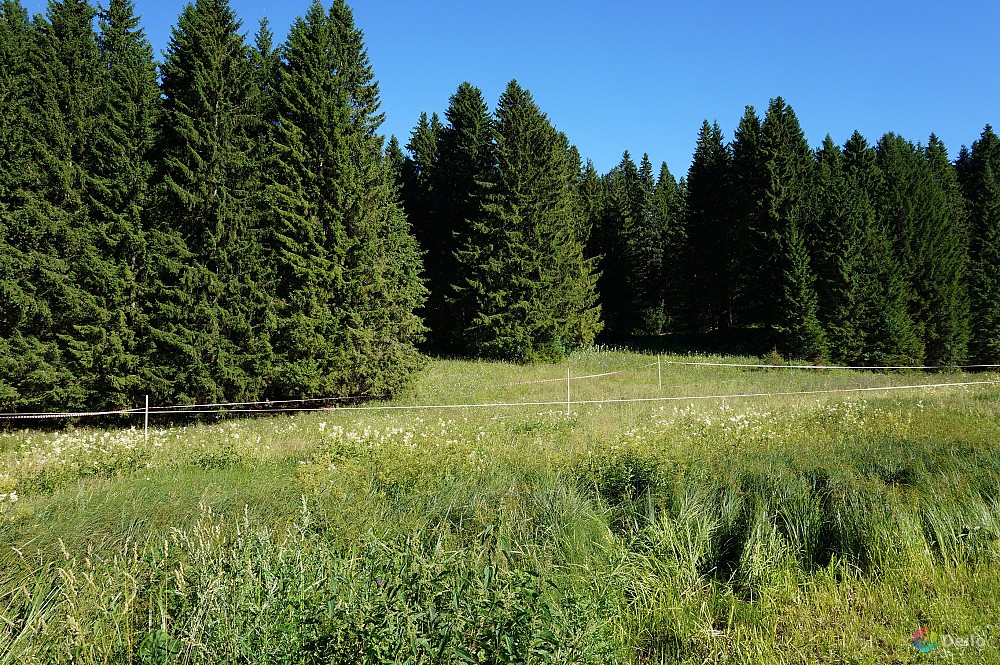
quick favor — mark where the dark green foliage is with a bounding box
[651,161,685,329]
[264,0,425,398]
[778,217,828,360]
[454,80,601,361]
[1,0,123,410]
[877,133,967,364]
[840,132,923,365]
[0,0,35,407]
[963,126,1000,363]
[144,0,272,404]
[760,97,820,349]
[432,83,495,349]
[597,151,662,336]
[77,0,159,409]
[728,106,768,327]
[681,120,732,331]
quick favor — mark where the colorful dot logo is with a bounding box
[913,627,938,653]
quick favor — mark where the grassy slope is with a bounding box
[0,349,998,663]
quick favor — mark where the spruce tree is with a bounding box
[3,0,109,410]
[454,80,600,360]
[842,131,923,364]
[760,97,821,351]
[728,105,767,327]
[877,133,967,364]
[651,161,684,329]
[598,151,647,336]
[265,0,425,398]
[0,0,34,408]
[74,0,159,409]
[963,125,1000,363]
[432,83,495,349]
[145,0,271,404]
[681,120,731,330]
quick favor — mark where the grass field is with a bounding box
[1,348,999,663]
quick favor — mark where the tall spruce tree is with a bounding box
[842,131,923,364]
[759,97,824,356]
[681,120,731,330]
[963,125,1000,363]
[75,0,159,409]
[432,83,495,349]
[728,105,768,327]
[265,0,425,398]
[145,0,271,404]
[877,133,967,364]
[598,151,650,336]
[651,161,684,329]
[453,80,600,360]
[3,0,111,410]
[0,0,34,407]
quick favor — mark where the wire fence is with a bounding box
[2,356,996,429]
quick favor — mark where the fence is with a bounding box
[1,357,998,443]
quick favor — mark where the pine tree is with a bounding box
[265,0,425,398]
[728,105,767,327]
[432,82,495,349]
[963,125,1000,363]
[681,120,731,330]
[651,161,684,329]
[71,0,159,409]
[454,80,600,360]
[0,0,35,408]
[145,0,271,404]
[842,131,923,364]
[760,97,821,351]
[877,133,967,364]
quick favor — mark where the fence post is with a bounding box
[566,364,571,416]
[658,354,662,391]
[145,394,149,445]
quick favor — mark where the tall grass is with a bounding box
[1,349,998,663]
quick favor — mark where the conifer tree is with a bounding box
[454,80,600,360]
[576,158,605,253]
[432,83,495,348]
[877,133,967,364]
[598,151,650,336]
[681,120,731,330]
[963,125,1000,362]
[651,161,684,329]
[760,97,821,350]
[3,0,109,410]
[0,0,35,407]
[842,131,923,364]
[728,105,767,327]
[265,0,425,398]
[145,0,271,404]
[73,0,159,409]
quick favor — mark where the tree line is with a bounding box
[0,0,424,413]
[2,0,999,415]
[398,91,1000,368]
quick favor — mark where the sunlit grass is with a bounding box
[1,349,998,663]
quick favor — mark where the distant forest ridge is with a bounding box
[1,0,998,414]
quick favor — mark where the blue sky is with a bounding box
[22,0,1000,175]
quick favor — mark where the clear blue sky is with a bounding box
[23,0,1000,175]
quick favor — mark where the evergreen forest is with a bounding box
[2,0,999,414]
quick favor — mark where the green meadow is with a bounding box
[1,349,998,663]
